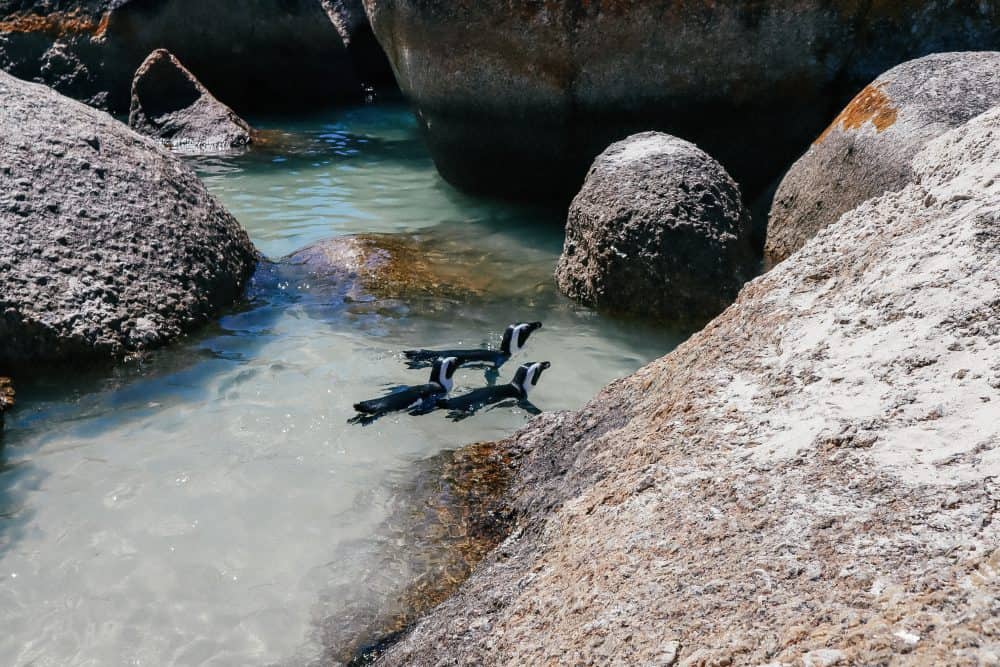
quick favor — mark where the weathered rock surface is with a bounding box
[128,49,253,151]
[380,106,1000,664]
[0,71,257,367]
[0,0,392,113]
[0,377,13,429]
[363,0,1000,198]
[765,51,1000,266]
[282,232,548,305]
[556,132,753,323]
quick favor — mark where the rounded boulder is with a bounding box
[765,51,1000,266]
[0,71,258,367]
[555,132,753,322]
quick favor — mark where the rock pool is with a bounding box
[0,104,682,665]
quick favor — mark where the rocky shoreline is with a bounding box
[378,101,1000,665]
[1,2,999,665]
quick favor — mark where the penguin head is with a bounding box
[431,356,459,393]
[512,361,551,397]
[500,321,543,356]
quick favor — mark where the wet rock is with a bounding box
[282,232,545,304]
[0,377,13,429]
[362,0,1000,199]
[314,441,516,664]
[0,0,393,113]
[0,70,257,367]
[128,49,253,151]
[765,51,1000,266]
[555,132,753,323]
[378,107,1000,664]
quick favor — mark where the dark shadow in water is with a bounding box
[444,398,542,423]
[0,443,45,561]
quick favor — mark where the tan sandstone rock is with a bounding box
[379,104,1000,665]
[765,51,1000,266]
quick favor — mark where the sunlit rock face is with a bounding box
[0,71,257,367]
[0,0,393,113]
[765,50,1000,266]
[379,103,1000,666]
[556,132,754,323]
[362,0,1000,199]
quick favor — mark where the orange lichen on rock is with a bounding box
[816,83,898,143]
[0,11,110,38]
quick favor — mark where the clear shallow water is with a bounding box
[0,105,683,665]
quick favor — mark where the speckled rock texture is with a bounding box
[0,0,391,113]
[380,106,1000,665]
[0,377,13,430]
[363,0,1000,199]
[556,132,753,323]
[0,71,257,367]
[128,49,253,151]
[765,51,1000,267]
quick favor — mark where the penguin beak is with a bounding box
[530,322,543,331]
[540,361,551,370]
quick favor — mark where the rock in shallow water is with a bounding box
[765,51,1000,267]
[362,0,1000,199]
[0,70,258,367]
[282,232,546,305]
[555,132,754,323]
[378,103,1000,665]
[129,48,253,151]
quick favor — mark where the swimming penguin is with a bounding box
[352,356,458,417]
[437,361,551,417]
[402,322,543,370]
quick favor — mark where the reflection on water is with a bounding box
[0,104,683,665]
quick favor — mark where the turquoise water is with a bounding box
[0,105,682,665]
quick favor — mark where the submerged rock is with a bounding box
[0,0,392,113]
[282,232,545,305]
[314,441,515,664]
[556,132,753,323]
[362,0,1000,199]
[379,106,1000,664]
[129,49,253,151]
[765,51,1000,266]
[0,70,257,367]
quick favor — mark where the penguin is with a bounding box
[402,322,543,370]
[437,361,551,418]
[352,356,458,417]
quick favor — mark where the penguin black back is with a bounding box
[352,356,458,416]
[403,322,542,369]
[437,361,551,417]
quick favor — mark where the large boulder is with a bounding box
[765,51,1000,266]
[128,49,253,151]
[555,132,753,323]
[362,0,1000,199]
[0,71,257,367]
[380,106,1000,664]
[0,0,393,113]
